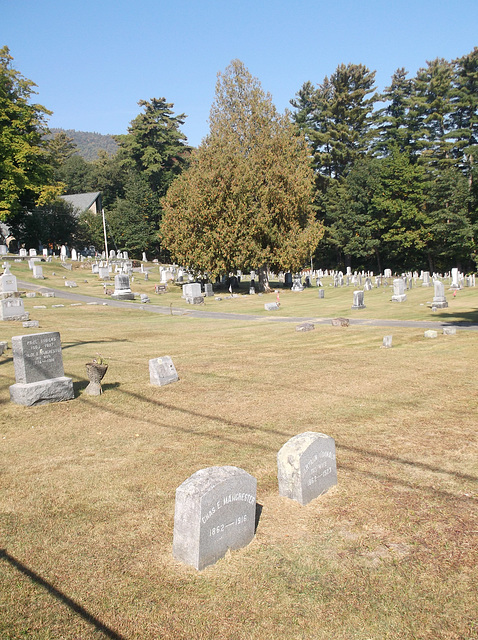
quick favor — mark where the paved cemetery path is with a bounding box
[18,281,478,331]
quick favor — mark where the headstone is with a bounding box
[422,271,431,287]
[363,277,372,291]
[149,356,179,386]
[391,278,407,302]
[29,249,37,257]
[98,266,110,280]
[71,249,78,261]
[92,264,99,274]
[296,322,315,332]
[23,320,40,328]
[19,248,27,257]
[424,330,438,339]
[277,432,337,506]
[203,283,213,297]
[443,327,457,335]
[264,302,279,311]
[284,272,292,287]
[351,290,366,309]
[318,289,325,299]
[384,269,392,278]
[183,282,203,304]
[0,269,18,295]
[331,317,349,327]
[140,294,150,303]
[291,275,304,291]
[450,267,460,289]
[142,252,147,263]
[173,466,257,570]
[382,335,393,348]
[111,274,134,300]
[64,280,77,288]
[0,298,28,321]
[0,245,7,255]
[33,265,44,279]
[432,280,448,309]
[9,332,74,406]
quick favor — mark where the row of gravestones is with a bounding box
[173,431,337,570]
[6,330,181,406]
[5,331,338,572]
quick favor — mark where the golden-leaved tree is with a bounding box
[160,59,323,291]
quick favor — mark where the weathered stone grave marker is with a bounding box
[0,298,28,321]
[183,283,203,304]
[111,274,134,300]
[9,331,74,406]
[173,466,257,570]
[432,280,448,309]
[149,356,179,386]
[351,290,366,309]
[277,432,337,505]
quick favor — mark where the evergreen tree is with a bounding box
[161,60,322,290]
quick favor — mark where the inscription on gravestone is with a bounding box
[173,466,257,570]
[277,432,337,505]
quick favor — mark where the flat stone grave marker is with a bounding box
[0,298,29,321]
[9,331,74,406]
[149,356,179,386]
[264,302,279,311]
[277,432,337,505]
[424,330,438,339]
[296,322,315,332]
[173,466,257,570]
[331,317,349,327]
[443,327,457,335]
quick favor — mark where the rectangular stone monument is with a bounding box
[149,356,179,386]
[9,332,74,406]
[19,249,27,257]
[204,283,214,297]
[391,278,407,302]
[29,249,37,257]
[422,271,431,286]
[173,466,257,570]
[0,298,28,321]
[318,289,325,299]
[432,280,448,309]
[0,268,17,296]
[277,432,337,505]
[183,282,203,304]
[0,245,7,255]
[111,274,134,300]
[98,266,110,280]
[451,267,460,289]
[351,290,366,309]
[33,265,44,279]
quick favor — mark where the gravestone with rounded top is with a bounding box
[9,331,74,406]
[351,290,366,309]
[173,466,257,570]
[277,432,337,505]
[111,274,134,300]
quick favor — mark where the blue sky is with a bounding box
[2,0,477,148]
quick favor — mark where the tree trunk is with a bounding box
[258,264,271,293]
[375,247,382,274]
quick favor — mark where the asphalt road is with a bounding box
[18,280,478,331]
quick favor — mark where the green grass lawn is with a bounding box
[1,259,477,639]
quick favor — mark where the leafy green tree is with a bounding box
[0,46,61,221]
[160,60,322,290]
[8,198,77,250]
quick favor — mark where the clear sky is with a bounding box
[2,0,477,148]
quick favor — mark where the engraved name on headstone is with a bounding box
[277,432,337,506]
[173,466,257,570]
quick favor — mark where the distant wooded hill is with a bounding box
[50,128,119,161]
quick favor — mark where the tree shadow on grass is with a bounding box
[0,549,127,640]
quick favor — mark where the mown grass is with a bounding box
[1,260,477,639]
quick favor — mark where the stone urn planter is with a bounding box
[85,362,108,396]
